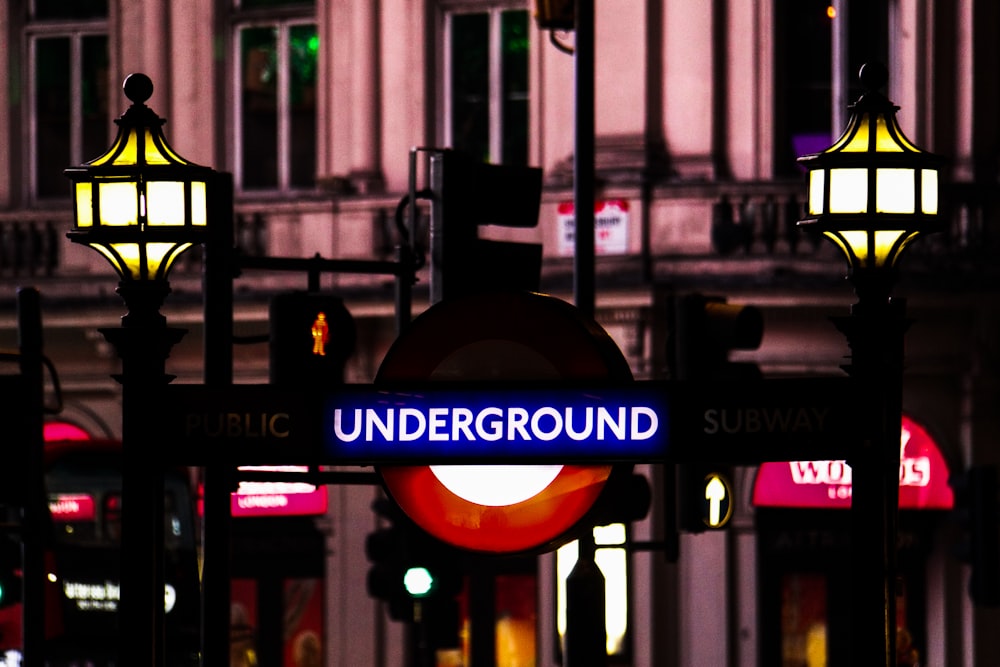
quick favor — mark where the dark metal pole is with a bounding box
[468,569,496,667]
[202,172,235,667]
[102,281,185,667]
[567,3,604,665]
[565,532,607,667]
[836,286,906,667]
[17,287,44,667]
[574,0,596,321]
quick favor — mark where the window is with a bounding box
[26,2,110,200]
[445,4,530,165]
[233,0,318,191]
[774,0,888,176]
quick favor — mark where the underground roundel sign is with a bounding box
[374,291,633,554]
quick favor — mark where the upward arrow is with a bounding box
[705,475,727,527]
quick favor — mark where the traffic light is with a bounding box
[366,498,464,640]
[269,291,356,387]
[951,465,1000,606]
[428,149,543,302]
[589,470,652,527]
[0,374,29,507]
[668,292,763,382]
[676,464,734,533]
[669,292,760,534]
[0,538,22,609]
[365,499,413,621]
[534,0,575,30]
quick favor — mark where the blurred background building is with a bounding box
[0,0,998,665]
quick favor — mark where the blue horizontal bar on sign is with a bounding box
[322,385,671,464]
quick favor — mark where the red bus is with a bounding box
[0,436,201,667]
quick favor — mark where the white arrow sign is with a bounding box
[704,474,731,527]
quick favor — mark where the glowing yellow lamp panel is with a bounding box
[146,182,186,226]
[808,171,825,216]
[875,169,915,214]
[922,170,938,214]
[828,169,868,214]
[75,183,94,227]
[99,182,139,226]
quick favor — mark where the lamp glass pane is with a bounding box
[808,171,825,215]
[117,130,140,166]
[113,242,144,279]
[828,169,868,213]
[875,169,915,214]
[922,169,938,214]
[75,183,94,227]
[146,241,185,279]
[146,181,186,226]
[873,116,904,152]
[841,114,870,152]
[98,181,139,226]
[838,230,870,266]
[89,244,126,278]
[874,230,907,267]
[144,133,172,166]
[191,182,207,226]
[90,129,130,167]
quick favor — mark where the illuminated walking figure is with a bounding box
[311,312,329,356]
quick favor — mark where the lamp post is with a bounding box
[65,73,216,667]
[798,62,943,666]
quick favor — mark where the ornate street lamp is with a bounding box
[799,62,943,667]
[66,72,212,286]
[798,61,943,299]
[64,73,217,667]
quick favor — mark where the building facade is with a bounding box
[1,0,999,665]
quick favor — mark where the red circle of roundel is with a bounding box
[375,291,633,554]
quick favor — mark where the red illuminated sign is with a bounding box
[375,292,632,554]
[49,493,96,521]
[231,467,328,518]
[752,415,954,510]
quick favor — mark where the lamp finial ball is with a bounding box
[858,62,888,93]
[123,73,154,105]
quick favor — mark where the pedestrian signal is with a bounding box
[269,292,356,387]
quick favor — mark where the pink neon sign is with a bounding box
[44,422,92,442]
[753,415,954,510]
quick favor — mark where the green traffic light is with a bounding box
[403,567,434,597]
[0,575,17,608]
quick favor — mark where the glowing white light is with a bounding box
[430,465,563,506]
[404,567,434,597]
[165,584,176,613]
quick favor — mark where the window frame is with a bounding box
[25,16,109,203]
[440,1,531,165]
[772,0,890,177]
[231,8,318,193]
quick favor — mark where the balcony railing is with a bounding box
[1,179,995,290]
[0,213,63,279]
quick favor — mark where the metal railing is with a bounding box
[0,216,63,279]
[1,179,995,285]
